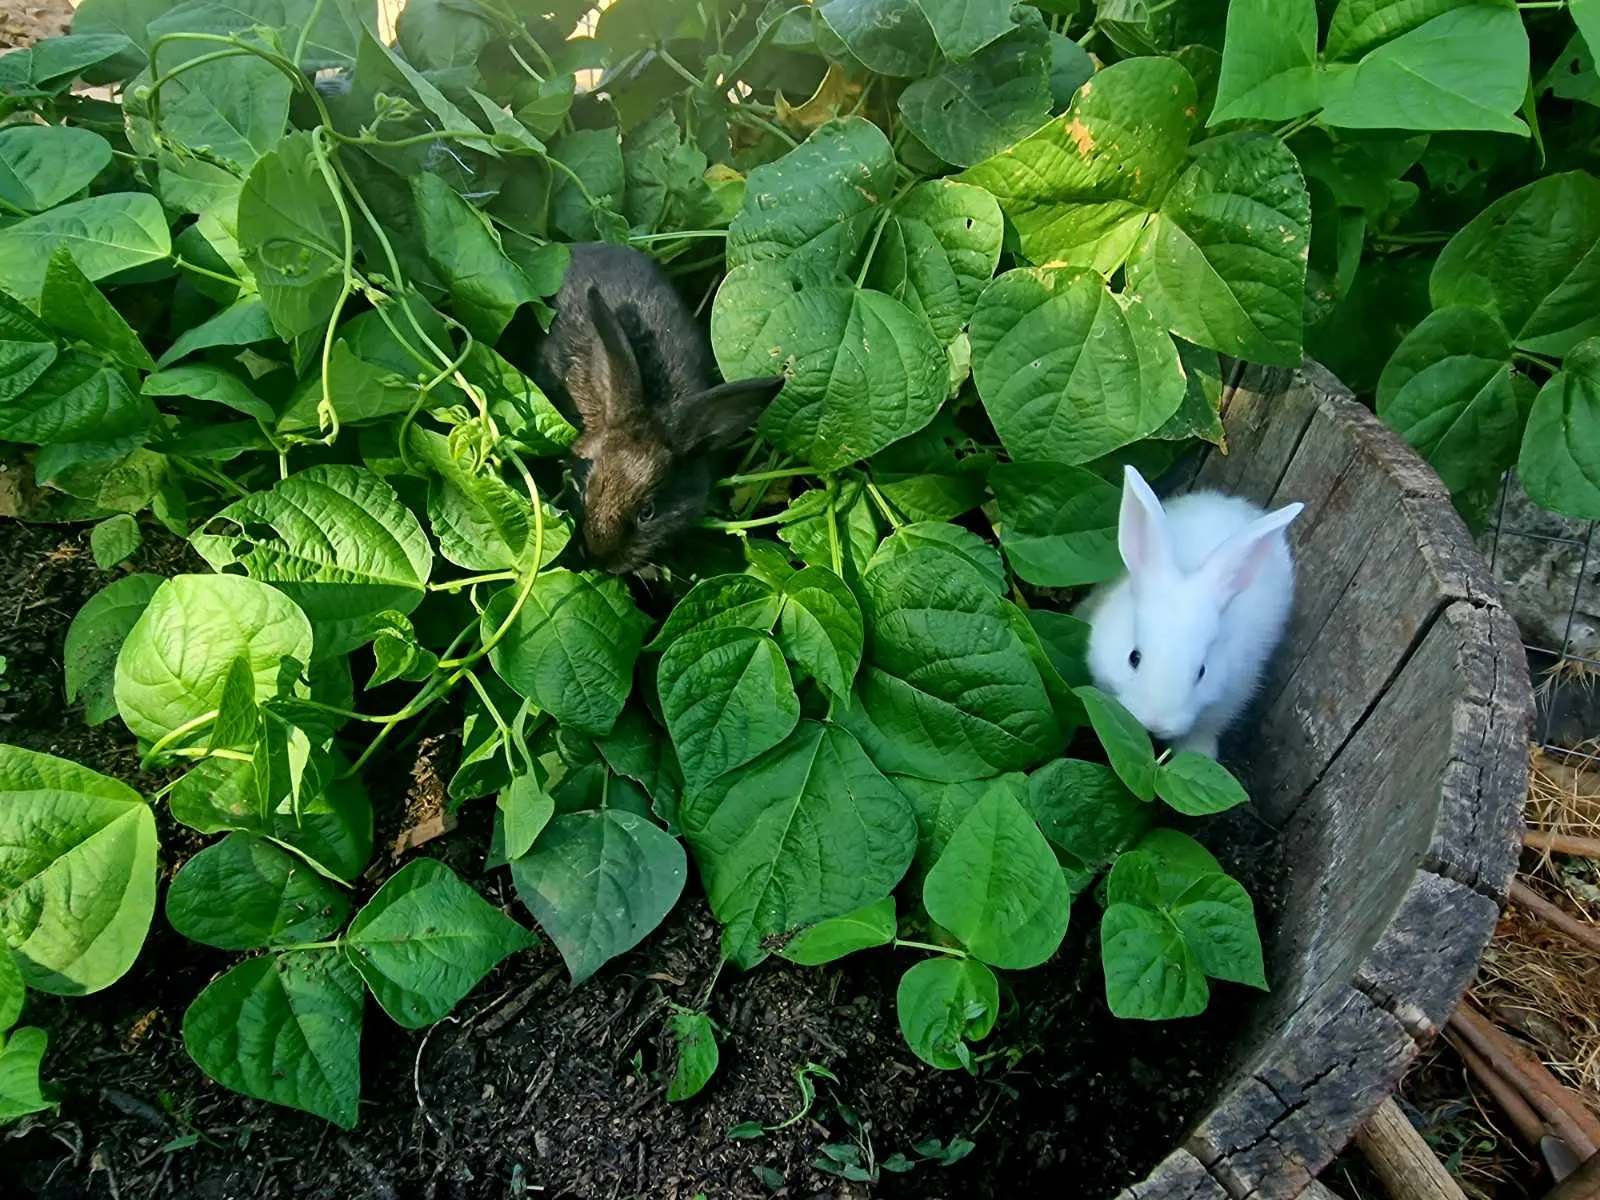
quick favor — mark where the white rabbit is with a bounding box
[1080,466,1304,759]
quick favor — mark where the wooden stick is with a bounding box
[1445,1028,1547,1147]
[1511,879,1600,956]
[1543,1150,1600,1200]
[1449,1002,1600,1156]
[1525,831,1600,861]
[1353,1097,1468,1200]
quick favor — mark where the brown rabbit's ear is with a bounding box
[570,286,646,428]
[665,376,785,452]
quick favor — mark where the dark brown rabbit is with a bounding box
[525,243,785,574]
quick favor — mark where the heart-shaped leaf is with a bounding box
[344,858,534,1028]
[511,809,687,985]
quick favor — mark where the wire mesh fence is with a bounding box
[1484,472,1600,763]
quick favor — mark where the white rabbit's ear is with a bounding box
[1202,502,1304,597]
[1118,465,1174,578]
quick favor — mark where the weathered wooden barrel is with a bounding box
[1121,363,1533,1200]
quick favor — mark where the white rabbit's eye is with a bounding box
[1128,649,1141,669]
[1197,664,1206,681]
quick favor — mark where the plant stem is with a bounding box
[826,482,843,575]
[893,938,967,957]
[429,570,519,593]
[730,106,799,148]
[864,479,904,529]
[141,709,220,767]
[716,466,811,487]
[270,938,344,953]
[172,256,245,289]
[628,230,728,243]
[704,510,792,531]
[654,46,706,90]
[291,0,328,68]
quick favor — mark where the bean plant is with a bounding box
[0,0,1577,1132]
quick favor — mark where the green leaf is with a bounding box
[485,570,647,738]
[896,956,999,1070]
[913,0,1017,59]
[1125,133,1310,367]
[1155,751,1249,816]
[777,486,883,590]
[145,36,291,173]
[970,265,1186,465]
[1026,757,1151,870]
[957,57,1196,273]
[874,180,1004,345]
[866,521,1008,595]
[143,363,276,425]
[169,754,373,882]
[923,777,1070,969]
[1210,0,1320,124]
[681,721,917,968]
[0,349,154,446]
[148,0,367,73]
[509,809,687,985]
[165,833,350,951]
[898,15,1052,169]
[0,192,169,305]
[408,426,565,573]
[1375,305,1525,495]
[713,265,947,470]
[64,573,162,725]
[1519,338,1600,520]
[990,461,1120,586]
[499,774,555,860]
[463,343,577,457]
[1025,610,1091,687]
[0,125,113,213]
[778,896,897,965]
[182,949,363,1128]
[1430,172,1600,357]
[895,774,1005,871]
[659,627,801,794]
[114,573,314,743]
[817,0,938,77]
[1169,872,1266,988]
[156,297,274,368]
[412,174,538,341]
[549,127,625,242]
[0,1027,53,1121]
[666,1009,719,1102]
[1047,30,1095,109]
[352,26,497,153]
[40,247,155,372]
[840,547,1059,781]
[1100,902,1207,1019]
[646,574,782,652]
[238,132,346,344]
[0,32,136,88]
[345,858,534,1029]
[1317,6,1530,135]
[775,567,863,702]
[190,465,433,657]
[0,949,22,1033]
[594,707,684,827]
[0,747,156,996]
[89,514,140,570]
[1073,686,1157,800]
[1325,0,1470,61]
[725,117,896,284]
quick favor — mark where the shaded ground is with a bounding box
[0,519,1287,1199]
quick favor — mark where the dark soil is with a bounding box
[0,520,1289,1200]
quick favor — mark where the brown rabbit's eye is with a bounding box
[1128,649,1141,669]
[638,501,657,524]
